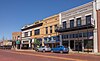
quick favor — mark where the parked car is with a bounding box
[36,46,51,52]
[51,45,69,53]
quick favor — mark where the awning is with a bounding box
[16,40,20,44]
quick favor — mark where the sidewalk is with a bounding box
[70,51,100,56]
[11,49,100,56]
[12,49,35,52]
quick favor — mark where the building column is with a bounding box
[82,40,84,52]
[93,1,98,53]
[74,40,75,51]
[93,30,98,53]
[29,40,31,48]
[42,38,44,46]
[60,35,62,46]
[68,40,72,52]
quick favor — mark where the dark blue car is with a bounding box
[51,45,69,53]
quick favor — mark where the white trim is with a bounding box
[59,13,62,25]
[93,1,98,53]
[69,18,74,20]
[76,16,82,18]
[22,29,32,32]
[85,13,92,16]
[62,20,66,22]
[34,27,40,30]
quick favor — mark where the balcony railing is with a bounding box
[55,23,94,32]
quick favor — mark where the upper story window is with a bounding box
[86,15,91,25]
[62,21,67,29]
[30,31,32,36]
[70,19,74,28]
[54,24,57,32]
[76,18,81,27]
[24,32,28,37]
[45,27,48,34]
[34,29,40,35]
[50,26,52,33]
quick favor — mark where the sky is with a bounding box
[0,0,92,40]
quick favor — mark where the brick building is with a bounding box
[12,32,22,49]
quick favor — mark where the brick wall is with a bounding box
[97,10,100,52]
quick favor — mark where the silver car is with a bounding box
[37,46,51,52]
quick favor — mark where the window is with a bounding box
[86,15,91,25]
[30,31,32,36]
[24,32,28,37]
[54,25,57,32]
[83,32,87,37]
[88,32,93,37]
[50,26,52,33]
[46,27,48,34]
[70,34,74,38]
[74,34,78,38]
[79,33,82,37]
[62,21,66,29]
[76,18,81,26]
[70,19,74,28]
[34,29,40,35]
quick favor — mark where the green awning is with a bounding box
[16,40,20,44]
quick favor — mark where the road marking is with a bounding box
[3,50,88,61]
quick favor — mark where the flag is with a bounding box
[91,18,95,25]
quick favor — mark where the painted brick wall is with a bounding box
[97,10,100,52]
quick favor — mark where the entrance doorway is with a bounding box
[62,40,69,48]
[75,40,82,51]
[70,40,74,51]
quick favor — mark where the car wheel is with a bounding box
[36,49,39,52]
[43,50,45,53]
[60,51,63,54]
[51,50,53,53]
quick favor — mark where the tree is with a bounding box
[34,38,41,46]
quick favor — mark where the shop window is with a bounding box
[83,32,87,37]
[79,33,82,37]
[84,40,93,49]
[88,32,93,37]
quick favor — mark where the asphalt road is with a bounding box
[0,49,100,61]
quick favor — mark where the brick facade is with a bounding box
[97,10,100,52]
[12,32,22,41]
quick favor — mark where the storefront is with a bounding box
[16,40,21,49]
[21,38,32,49]
[44,36,60,48]
[62,30,94,52]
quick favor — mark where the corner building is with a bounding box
[56,1,100,53]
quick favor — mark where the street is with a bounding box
[0,49,100,61]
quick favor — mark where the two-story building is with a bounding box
[12,32,22,49]
[42,14,60,48]
[31,14,60,48]
[21,24,33,49]
[56,0,100,53]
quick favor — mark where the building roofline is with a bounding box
[43,14,59,20]
[61,1,93,14]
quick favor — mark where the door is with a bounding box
[70,40,74,51]
[75,40,82,51]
